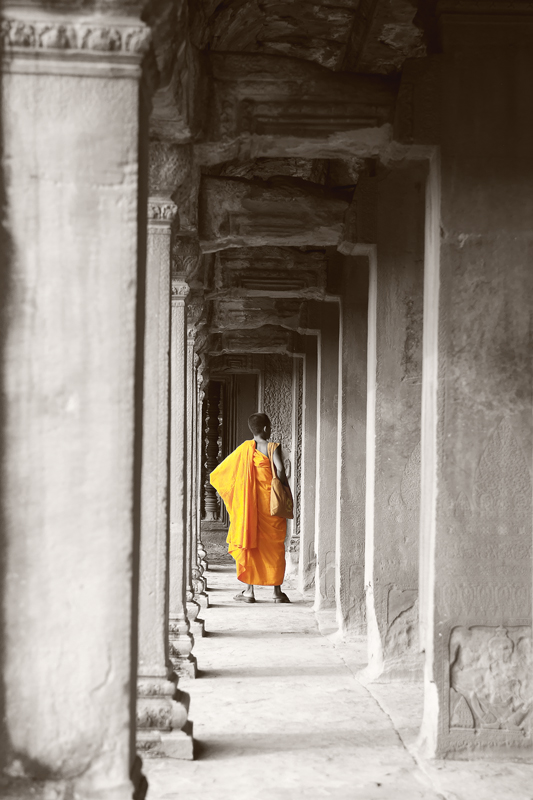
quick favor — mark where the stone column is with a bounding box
[414,11,533,759]
[332,251,369,638]
[203,381,222,521]
[185,326,204,635]
[136,200,193,758]
[196,383,209,575]
[169,277,197,679]
[298,335,318,595]
[313,301,341,615]
[363,165,425,681]
[0,8,150,798]
[192,358,209,601]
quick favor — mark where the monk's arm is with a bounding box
[273,446,288,485]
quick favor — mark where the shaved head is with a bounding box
[248,412,270,436]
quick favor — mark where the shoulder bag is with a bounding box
[268,442,294,520]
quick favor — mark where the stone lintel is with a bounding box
[210,297,307,333]
[213,245,328,297]
[195,124,393,167]
[206,52,396,143]
[206,326,296,357]
[199,175,349,253]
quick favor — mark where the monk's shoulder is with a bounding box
[234,439,254,455]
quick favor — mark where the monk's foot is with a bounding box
[273,591,290,604]
[234,590,255,604]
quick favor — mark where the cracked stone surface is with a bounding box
[144,564,533,800]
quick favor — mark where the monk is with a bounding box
[209,412,290,604]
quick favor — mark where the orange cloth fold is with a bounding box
[210,440,286,586]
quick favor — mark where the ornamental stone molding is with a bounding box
[0,18,151,54]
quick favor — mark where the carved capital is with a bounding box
[0,17,151,56]
[148,199,178,226]
[171,276,190,305]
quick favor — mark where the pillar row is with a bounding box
[169,278,197,679]
[137,200,193,758]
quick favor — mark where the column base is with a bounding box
[186,600,205,635]
[137,674,192,758]
[197,541,209,572]
[188,604,205,637]
[137,721,194,760]
[170,652,198,679]
[169,615,198,679]
[193,573,208,595]
[195,591,209,609]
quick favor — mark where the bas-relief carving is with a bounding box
[263,354,293,455]
[172,238,201,281]
[449,626,532,735]
[320,549,336,602]
[387,441,420,527]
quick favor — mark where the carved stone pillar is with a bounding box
[185,326,204,634]
[136,200,193,758]
[196,383,209,575]
[363,164,425,681]
[203,381,221,521]
[0,8,151,797]
[333,250,368,639]
[313,302,341,613]
[415,11,533,759]
[169,277,197,679]
[299,336,318,595]
[192,357,209,602]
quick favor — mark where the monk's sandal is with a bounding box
[234,591,256,604]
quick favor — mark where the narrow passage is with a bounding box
[145,564,442,800]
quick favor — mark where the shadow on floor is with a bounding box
[204,629,317,639]
[197,664,348,679]
[193,728,398,761]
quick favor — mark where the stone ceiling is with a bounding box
[149,0,428,358]
[188,0,425,74]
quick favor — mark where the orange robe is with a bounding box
[209,440,286,586]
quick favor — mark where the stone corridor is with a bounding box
[145,562,533,800]
[1,1,533,796]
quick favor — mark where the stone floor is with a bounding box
[144,563,533,800]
